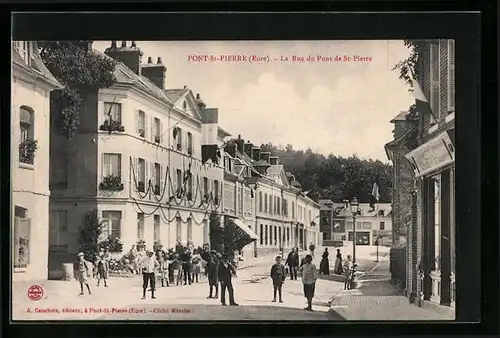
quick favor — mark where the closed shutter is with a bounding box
[447,40,455,111]
[135,111,140,135]
[144,114,148,139]
[150,116,155,142]
[430,43,440,121]
[160,164,164,195]
[102,154,110,178]
[160,120,163,144]
[134,157,138,191]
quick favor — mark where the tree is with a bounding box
[392,39,422,89]
[78,209,104,263]
[39,41,117,139]
[260,143,393,203]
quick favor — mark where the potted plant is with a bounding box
[19,139,38,164]
[99,174,124,191]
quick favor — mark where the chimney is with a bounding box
[195,93,206,111]
[287,174,295,185]
[226,142,237,157]
[269,156,279,165]
[260,151,271,163]
[105,40,143,75]
[244,141,254,159]
[252,147,261,161]
[140,55,167,90]
[235,135,244,154]
[201,107,218,144]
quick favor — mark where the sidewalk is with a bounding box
[327,258,455,321]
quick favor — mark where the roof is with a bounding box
[334,203,392,218]
[218,127,231,137]
[12,42,63,89]
[385,126,416,149]
[164,88,189,103]
[390,111,409,123]
[94,49,173,106]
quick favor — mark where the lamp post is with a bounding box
[344,197,360,289]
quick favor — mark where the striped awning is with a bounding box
[227,218,258,250]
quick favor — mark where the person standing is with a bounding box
[191,249,202,283]
[181,247,193,285]
[308,242,316,259]
[270,255,286,303]
[157,250,168,287]
[129,245,139,274]
[140,250,158,299]
[343,254,354,290]
[319,248,330,275]
[218,255,238,306]
[75,252,92,296]
[334,249,343,275]
[206,251,220,299]
[285,248,300,280]
[95,248,109,287]
[300,254,317,311]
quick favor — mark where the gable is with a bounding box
[173,90,202,121]
[274,167,289,187]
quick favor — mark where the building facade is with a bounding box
[385,39,455,310]
[12,41,63,281]
[48,41,225,277]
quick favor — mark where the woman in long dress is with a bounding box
[334,249,343,275]
[319,248,330,275]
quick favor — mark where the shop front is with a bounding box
[348,231,371,245]
[405,130,455,308]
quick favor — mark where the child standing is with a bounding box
[270,255,286,303]
[75,252,92,296]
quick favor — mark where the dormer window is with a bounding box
[183,101,187,110]
[378,210,385,217]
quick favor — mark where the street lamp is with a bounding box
[344,197,360,289]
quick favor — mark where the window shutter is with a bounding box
[136,111,140,135]
[149,161,154,190]
[151,116,155,142]
[144,115,148,139]
[447,40,455,111]
[160,120,163,144]
[430,43,440,121]
[160,164,164,195]
[134,157,138,191]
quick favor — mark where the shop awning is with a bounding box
[227,218,259,250]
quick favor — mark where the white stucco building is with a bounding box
[12,41,62,281]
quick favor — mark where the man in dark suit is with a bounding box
[218,254,238,306]
[207,251,220,299]
[285,247,300,280]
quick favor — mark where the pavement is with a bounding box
[12,252,343,321]
[327,257,456,321]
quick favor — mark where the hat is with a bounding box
[77,252,85,257]
[215,253,222,259]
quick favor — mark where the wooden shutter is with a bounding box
[447,40,455,111]
[430,42,440,121]
[135,111,140,135]
[149,162,154,196]
[150,116,154,142]
[134,157,139,191]
[159,164,164,195]
[144,114,148,139]
[160,120,163,144]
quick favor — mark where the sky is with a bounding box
[94,40,414,162]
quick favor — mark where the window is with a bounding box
[154,163,161,194]
[356,222,362,230]
[379,221,385,230]
[269,195,273,214]
[137,213,145,240]
[175,127,182,151]
[308,210,311,223]
[363,221,372,230]
[187,132,193,155]
[15,41,32,63]
[203,220,209,245]
[265,225,269,245]
[13,207,31,268]
[260,224,264,245]
[104,102,122,124]
[378,210,385,217]
[176,169,183,193]
[447,40,455,111]
[50,153,68,189]
[270,225,273,246]
[203,177,209,197]
[277,197,281,215]
[347,221,353,230]
[176,217,182,243]
[102,211,122,238]
[137,158,146,192]
[214,180,220,205]
[264,194,268,212]
[154,117,161,143]
[259,192,263,211]
[49,211,68,250]
[274,226,278,246]
[154,215,160,241]
[292,201,295,218]
[103,154,122,178]
[286,228,290,247]
[19,106,35,164]
[187,218,193,242]
[187,173,193,200]
[429,42,440,121]
[278,227,282,247]
[137,110,146,137]
[183,100,187,110]
[283,199,288,216]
